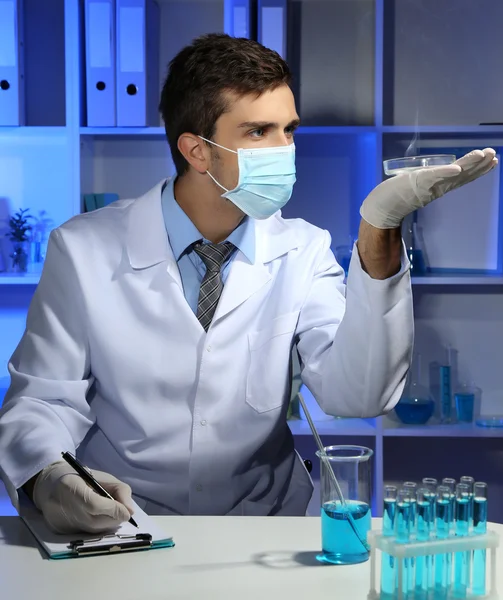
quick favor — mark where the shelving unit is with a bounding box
[2,0,503,520]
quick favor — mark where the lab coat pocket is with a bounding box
[246,311,299,413]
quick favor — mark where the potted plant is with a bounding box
[6,208,33,273]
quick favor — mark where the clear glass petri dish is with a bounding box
[475,416,503,428]
[383,154,456,176]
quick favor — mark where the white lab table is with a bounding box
[0,516,502,600]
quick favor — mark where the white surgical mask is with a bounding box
[199,136,296,220]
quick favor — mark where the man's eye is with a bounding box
[249,129,265,138]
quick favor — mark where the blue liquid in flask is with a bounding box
[395,398,435,425]
[320,500,371,564]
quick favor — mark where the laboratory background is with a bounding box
[1,0,503,523]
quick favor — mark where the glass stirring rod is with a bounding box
[472,482,488,597]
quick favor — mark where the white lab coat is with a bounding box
[0,180,414,516]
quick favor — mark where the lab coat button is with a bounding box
[206,346,212,352]
[196,484,203,492]
[200,420,207,426]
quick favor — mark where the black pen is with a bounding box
[61,451,138,528]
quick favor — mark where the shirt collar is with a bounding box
[161,177,255,263]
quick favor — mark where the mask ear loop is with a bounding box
[198,135,238,155]
[198,135,237,193]
[206,170,230,193]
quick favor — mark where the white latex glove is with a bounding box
[32,460,134,534]
[360,148,498,229]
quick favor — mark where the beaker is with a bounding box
[454,383,481,423]
[316,445,373,565]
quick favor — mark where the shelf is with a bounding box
[0,274,40,285]
[0,127,67,136]
[80,126,379,138]
[288,418,376,437]
[411,274,503,286]
[79,125,503,139]
[383,419,503,438]
[382,126,503,135]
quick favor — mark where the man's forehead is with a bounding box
[220,87,297,123]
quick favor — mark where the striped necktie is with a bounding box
[193,241,236,331]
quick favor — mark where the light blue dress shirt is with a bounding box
[161,178,256,315]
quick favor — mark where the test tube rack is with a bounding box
[367,529,500,600]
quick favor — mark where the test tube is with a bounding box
[381,486,397,600]
[442,478,457,535]
[395,488,412,599]
[460,476,475,529]
[454,483,471,598]
[422,477,438,497]
[472,482,488,597]
[403,482,417,594]
[416,488,433,598]
[460,476,475,589]
[435,486,451,596]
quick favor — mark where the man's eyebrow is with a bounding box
[237,119,301,129]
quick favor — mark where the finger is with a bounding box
[43,498,127,534]
[90,469,135,514]
[455,148,495,171]
[102,482,135,515]
[62,476,132,521]
[83,490,132,522]
[461,156,499,186]
[413,164,461,190]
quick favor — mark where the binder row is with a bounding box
[85,0,159,127]
[0,0,287,128]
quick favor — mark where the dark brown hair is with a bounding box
[159,33,292,176]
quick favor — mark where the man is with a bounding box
[0,34,495,533]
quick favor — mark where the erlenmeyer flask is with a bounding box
[395,353,435,425]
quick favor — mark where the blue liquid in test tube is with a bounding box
[395,489,412,599]
[381,486,398,600]
[435,486,451,598]
[472,482,488,597]
[416,488,433,599]
[454,483,471,598]
[460,476,475,590]
[403,482,417,593]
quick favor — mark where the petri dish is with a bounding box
[383,154,456,176]
[475,416,503,428]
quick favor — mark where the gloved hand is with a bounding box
[360,148,498,229]
[32,460,134,534]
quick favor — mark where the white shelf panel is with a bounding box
[382,125,503,134]
[288,418,376,437]
[384,419,503,438]
[411,274,503,286]
[0,274,40,285]
[0,126,67,136]
[80,126,379,138]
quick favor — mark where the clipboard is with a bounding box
[18,493,175,559]
[69,532,154,556]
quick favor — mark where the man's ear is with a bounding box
[178,134,210,174]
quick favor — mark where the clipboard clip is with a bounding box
[69,533,152,556]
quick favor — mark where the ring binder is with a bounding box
[69,533,152,556]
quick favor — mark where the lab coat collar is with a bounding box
[255,211,300,264]
[126,180,299,270]
[126,179,174,269]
